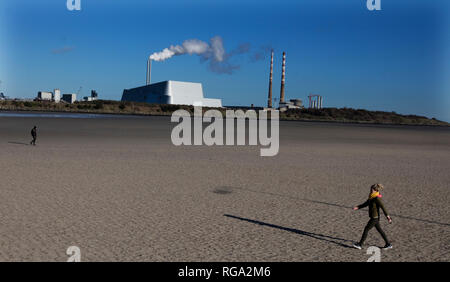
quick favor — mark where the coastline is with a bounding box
[1,106,448,127]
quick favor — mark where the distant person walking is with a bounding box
[352,183,393,250]
[30,126,37,145]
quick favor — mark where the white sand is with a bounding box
[0,115,448,261]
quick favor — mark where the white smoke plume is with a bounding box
[149,36,268,74]
[150,36,223,62]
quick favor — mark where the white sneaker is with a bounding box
[382,244,393,250]
[352,243,362,250]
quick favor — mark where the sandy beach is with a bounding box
[0,113,449,262]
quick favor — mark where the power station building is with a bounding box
[121,81,222,107]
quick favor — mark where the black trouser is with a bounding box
[31,136,36,145]
[359,218,390,245]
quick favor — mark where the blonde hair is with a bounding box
[371,183,384,192]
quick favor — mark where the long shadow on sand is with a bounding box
[224,214,352,249]
[8,141,30,146]
[221,186,450,227]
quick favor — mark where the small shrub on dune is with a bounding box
[94,101,104,110]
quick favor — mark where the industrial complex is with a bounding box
[35,88,99,104]
[121,52,321,110]
[3,49,322,111]
[265,51,324,111]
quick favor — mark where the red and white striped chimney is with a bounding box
[267,49,274,108]
[280,51,286,103]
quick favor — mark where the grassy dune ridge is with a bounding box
[0,100,448,126]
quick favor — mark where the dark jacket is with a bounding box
[358,197,389,219]
[31,128,37,138]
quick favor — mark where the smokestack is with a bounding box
[146,58,152,85]
[267,49,274,108]
[280,52,286,103]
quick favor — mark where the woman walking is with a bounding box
[353,183,393,250]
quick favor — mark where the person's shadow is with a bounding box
[224,214,353,249]
[8,141,29,146]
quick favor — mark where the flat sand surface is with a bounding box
[0,113,449,261]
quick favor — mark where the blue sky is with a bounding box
[0,0,449,121]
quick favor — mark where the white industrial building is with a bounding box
[37,89,61,102]
[121,81,222,107]
[53,89,61,103]
[37,91,53,101]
